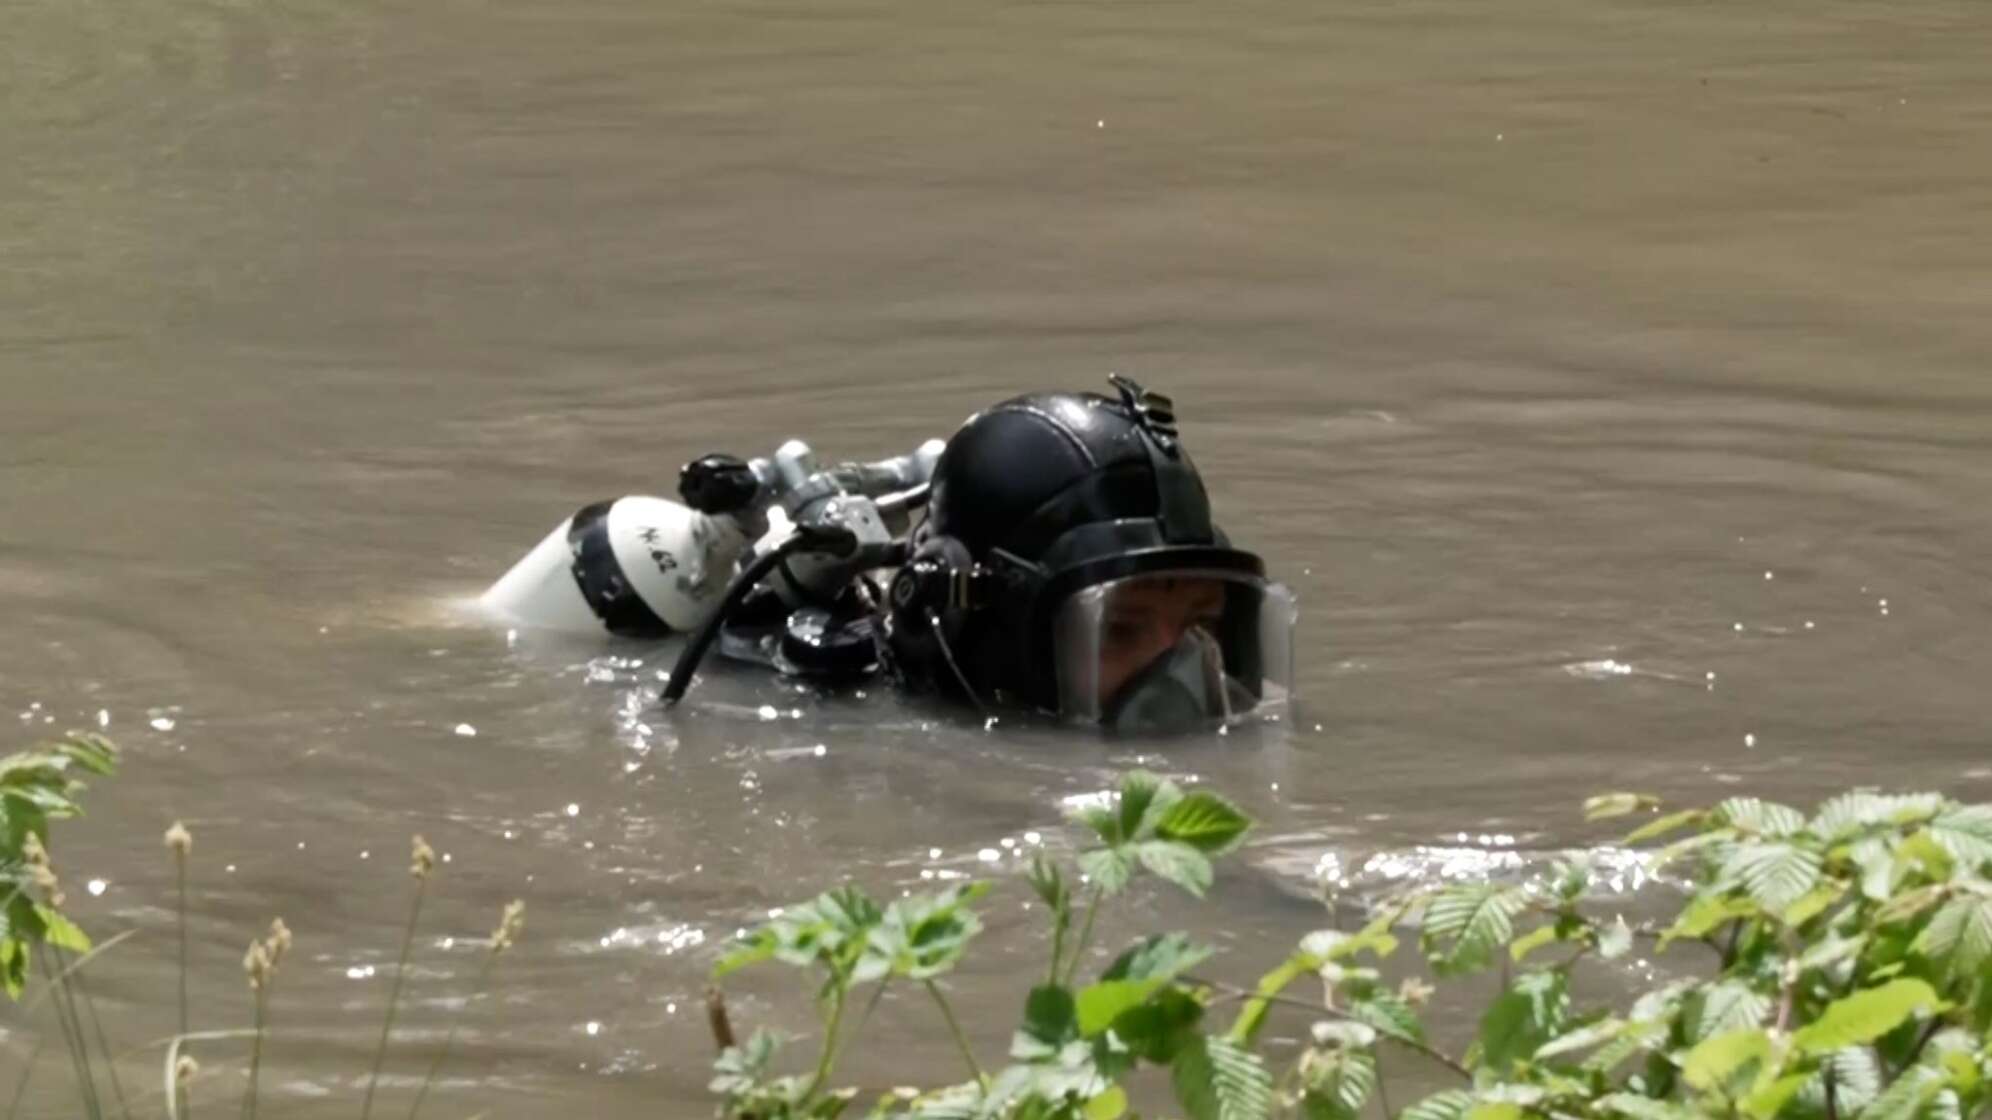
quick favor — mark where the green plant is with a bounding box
[1,733,120,1119]
[0,735,527,1120]
[709,775,1992,1120]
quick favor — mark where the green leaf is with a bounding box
[866,882,988,980]
[1795,1047,1881,1117]
[709,1027,784,1097]
[1173,1035,1274,1120]
[1075,805,1119,845]
[1660,891,1757,948]
[1083,1086,1127,1120]
[1029,853,1068,912]
[1928,806,1992,870]
[1102,932,1214,985]
[1397,1090,1472,1120]
[1014,985,1079,1060]
[1798,930,1869,972]
[1300,923,1399,965]
[1585,793,1660,821]
[1875,883,1949,926]
[1077,980,1166,1037]
[1720,839,1824,913]
[1895,828,1955,882]
[1915,895,1992,981]
[1347,991,1425,1045]
[713,929,777,978]
[1462,1105,1522,1120]
[1109,987,1204,1062]
[1861,1065,1944,1120]
[1299,1046,1375,1120]
[1681,1027,1773,1093]
[1791,979,1943,1056]
[1153,792,1252,855]
[1136,841,1214,898]
[1780,880,1846,926]
[1117,771,1183,844]
[1583,1020,1665,1074]
[0,938,22,1000]
[819,885,885,938]
[1534,1016,1627,1062]
[1624,809,1707,845]
[1738,1073,1809,1120]
[1475,971,1568,1077]
[1598,915,1634,960]
[1508,925,1558,963]
[1852,836,1899,900]
[2,785,80,818]
[35,907,88,954]
[55,734,118,777]
[1651,829,1732,874]
[1685,981,1772,1044]
[1421,884,1528,976]
[1549,856,1591,901]
[1078,848,1134,896]
[1811,792,1942,841]
[1716,797,1806,838]
[1595,1094,1698,1120]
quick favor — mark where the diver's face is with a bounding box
[1096,577,1227,709]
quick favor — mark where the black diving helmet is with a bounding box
[886,376,1296,733]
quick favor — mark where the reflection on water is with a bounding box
[6,0,1992,1112]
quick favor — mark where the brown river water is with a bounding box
[5,0,1991,1114]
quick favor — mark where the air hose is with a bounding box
[660,524,859,707]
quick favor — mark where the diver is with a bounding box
[480,375,1295,733]
[874,376,1297,732]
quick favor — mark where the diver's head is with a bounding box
[885,375,1295,733]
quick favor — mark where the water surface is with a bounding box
[5,0,1991,1113]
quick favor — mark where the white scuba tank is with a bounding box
[479,496,750,637]
[480,438,943,639]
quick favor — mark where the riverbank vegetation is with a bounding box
[710,772,1992,1120]
[1,733,523,1120]
[9,732,1992,1119]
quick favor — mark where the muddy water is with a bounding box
[5,0,1991,1113]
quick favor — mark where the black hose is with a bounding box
[661,525,856,706]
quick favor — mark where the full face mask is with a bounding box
[1101,626,1234,733]
[1051,570,1296,733]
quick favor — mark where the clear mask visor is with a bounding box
[1052,571,1296,732]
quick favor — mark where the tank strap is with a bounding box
[567,501,673,638]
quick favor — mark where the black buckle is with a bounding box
[1107,373,1180,455]
[950,567,995,611]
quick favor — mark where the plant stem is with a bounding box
[800,982,848,1104]
[240,985,266,1120]
[176,850,191,1120]
[407,950,497,1120]
[176,853,189,1040]
[1773,932,1801,1033]
[63,949,133,1120]
[360,876,428,1120]
[1062,890,1103,987]
[1046,906,1067,987]
[1374,1043,1393,1120]
[6,1034,45,1120]
[1896,1018,1945,1080]
[856,978,893,1035]
[38,944,103,1120]
[1194,978,1472,1082]
[923,980,984,1086]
